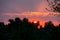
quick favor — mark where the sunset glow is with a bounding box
[0,0,60,27]
[2,11,60,27]
[1,0,60,40]
[33,20,37,24]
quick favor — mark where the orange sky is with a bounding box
[1,0,60,27]
[3,12,60,27]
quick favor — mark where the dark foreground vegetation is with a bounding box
[0,17,60,40]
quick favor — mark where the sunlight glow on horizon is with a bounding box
[2,11,60,27]
[33,20,37,24]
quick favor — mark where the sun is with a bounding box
[33,21,37,24]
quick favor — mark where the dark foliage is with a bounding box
[46,0,60,13]
[0,17,60,40]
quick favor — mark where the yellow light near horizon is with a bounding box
[33,21,37,24]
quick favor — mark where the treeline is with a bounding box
[0,17,60,40]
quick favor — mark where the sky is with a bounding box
[0,0,60,26]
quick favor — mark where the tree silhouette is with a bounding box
[46,0,60,13]
[0,17,60,40]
